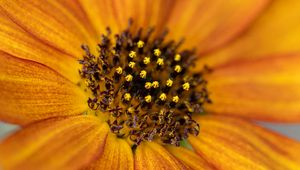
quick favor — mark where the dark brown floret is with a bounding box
[79,20,211,147]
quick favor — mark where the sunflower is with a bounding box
[0,0,300,169]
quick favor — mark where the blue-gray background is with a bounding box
[0,121,300,141]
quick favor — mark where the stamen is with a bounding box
[137,40,144,48]
[152,81,159,88]
[125,74,133,82]
[174,54,181,61]
[145,95,152,103]
[154,49,161,56]
[157,58,164,66]
[79,21,211,147]
[129,51,136,58]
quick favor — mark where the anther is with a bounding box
[145,82,152,89]
[159,93,167,101]
[152,81,159,88]
[140,70,147,79]
[137,40,144,48]
[182,82,190,91]
[174,54,181,61]
[125,74,133,82]
[157,58,164,66]
[129,51,136,58]
[128,61,136,68]
[143,57,150,65]
[172,96,179,103]
[174,65,182,73]
[154,49,161,56]
[166,79,173,87]
[116,67,123,74]
[124,93,132,101]
[145,95,152,103]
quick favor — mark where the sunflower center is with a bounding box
[79,21,211,147]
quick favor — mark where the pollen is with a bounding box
[172,96,179,103]
[174,65,182,73]
[125,74,133,82]
[124,93,132,101]
[143,57,150,64]
[182,82,190,91]
[116,67,123,74]
[128,61,136,68]
[129,51,136,58]
[145,95,152,103]
[152,81,159,88]
[156,58,164,66]
[140,70,147,78]
[159,93,167,101]
[137,40,144,48]
[145,82,152,89]
[174,54,181,61]
[154,49,161,56]
[79,21,211,147]
[166,79,173,87]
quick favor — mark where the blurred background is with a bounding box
[1,121,300,141]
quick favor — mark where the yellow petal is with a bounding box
[134,142,188,170]
[56,0,98,38]
[0,0,96,57]
[0,53,88,125]
[165,0,270,54]
[189,115,300,170]
[205,53,300,122]
[201,0,300,67]
[165,146,214,170]
[0,115,109,170]
[0,13,80,83]
[78,0,175,36]
[85,133,134,170]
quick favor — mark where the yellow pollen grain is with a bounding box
[166,79,173,87]
[174,65,182,73]
[125,74,133,82]
[137,40,144,48]
[174,54,181,61]
[159,93,167,101]
[145,82,152,89]
[143,57,150,64]
[116,67,123,74]
[182,82,190,91]
[172,96,179,103]
[152,81,159,88]
[129,62,136,68]
[154,49,161,56]
[140,70,147,78]
[129,51,136,58]
[124,93,131,101]
[145,95,152,103]
[157,58,164,66]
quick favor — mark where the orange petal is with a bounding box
[165,0,270,54]
[165,146,214,170]
[189,115,300,170]
[0,53,88,125]
[0,13,80,83]
[78,0,175,36]
[205,53,300,122]
[0,0,96,58]
[134,142,188,170]
[201,0,300,67]
[0,115,109,170]
[85,133,134,170]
